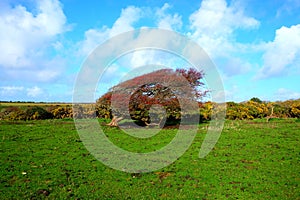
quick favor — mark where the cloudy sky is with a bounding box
[0,0,300,102]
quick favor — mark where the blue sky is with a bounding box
[0,0,300,102]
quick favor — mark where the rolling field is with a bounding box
[0,119,299,199]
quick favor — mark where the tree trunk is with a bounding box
[266,106,274,122]
[145,116,165,128]
[107,116,123,126]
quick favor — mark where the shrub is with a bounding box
[50,106,73,119]
[25,106,53,120]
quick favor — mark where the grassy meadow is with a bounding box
[0,118,299,199]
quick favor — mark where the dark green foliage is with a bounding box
[273,104,289,117]
[250,97,263,103]
[25,106,54,120]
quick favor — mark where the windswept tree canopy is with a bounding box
[96,68,207,126]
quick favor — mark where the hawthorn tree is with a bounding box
[95,68,207,126]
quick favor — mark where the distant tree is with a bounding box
[96,68,207,126]
[250,97,263,104]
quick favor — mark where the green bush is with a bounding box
[25,106,53,120]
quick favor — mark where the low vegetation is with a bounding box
[1,98,299,122]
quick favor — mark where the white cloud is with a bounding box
[156,3,182,31]
[2,56,65,83]
[79,6,141,56]
[0,85,47,100]
[0,0,67,68]
[189,0,259,39]
[79,3,182,57]
[221,57,252,76]
[0,0,69,87]
[0,86,24,96]
[116,3,182,70]
[256,24,300,79]
[274,88,300,100]
[27,86,43,98]
[129,50,163,68]
[109,6,142,37]
[80,28,109,56]
[188,0,259,76]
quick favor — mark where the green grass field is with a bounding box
[0,119,299,199]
